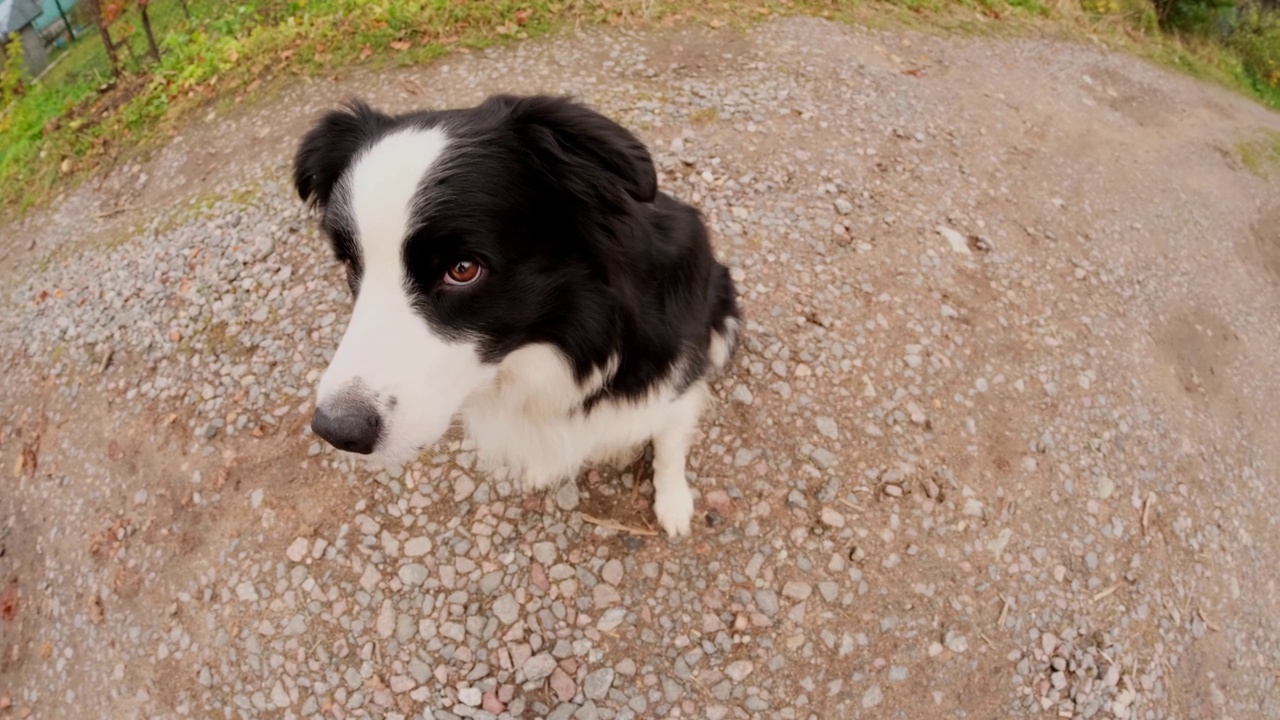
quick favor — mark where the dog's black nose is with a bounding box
[311,401,381,455]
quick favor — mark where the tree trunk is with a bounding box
[138,1,161,63]
[85,0,119,77]
[178,0,191,20]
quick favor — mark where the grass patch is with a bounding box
[1237,130,1280,177]
[1,0,1277,224]
[689,106,720,124]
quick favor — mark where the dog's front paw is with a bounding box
[653,482,695,537]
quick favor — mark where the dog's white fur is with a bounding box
[314,126,734,536]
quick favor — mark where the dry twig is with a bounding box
[580,513,658,537]
[94,205,139,219]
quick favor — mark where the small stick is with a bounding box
[399,77,425,96]
[94,205,140,219]
[1092,584,1120,603]
[1141,492,1154,535]
[628,453,646,506]
[95,348,114,375]
[580,513,658,537]
[997,594,1009,627]
[1197,607,1220,632]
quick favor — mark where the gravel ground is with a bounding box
[3,16,1280,720]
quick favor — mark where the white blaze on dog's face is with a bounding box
[308,126,495,464]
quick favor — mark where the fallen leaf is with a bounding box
[359,45,373,60]
[19,435,40,478]
[0,580,18,621]
[88,595,105,624]
[89,517,131,560]
[107,440,124,461]
[390,39,411,51]
[39,641,52,660]
[111,568,141,598]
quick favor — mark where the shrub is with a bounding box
[1,32,26,111]
[1231,9,1280,90]
[1151,0,1238,33]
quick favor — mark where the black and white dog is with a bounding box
[292,94,740,536]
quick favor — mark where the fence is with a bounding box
[24,0,202,87]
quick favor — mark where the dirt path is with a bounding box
[2,16,1279,720]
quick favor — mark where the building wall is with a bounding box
[19,24,49,76]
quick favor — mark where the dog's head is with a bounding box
[292,94,656,464]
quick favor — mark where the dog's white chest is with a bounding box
[458,344,695,488]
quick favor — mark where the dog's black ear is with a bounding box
[486,94,657,207]
[293,100,393,208]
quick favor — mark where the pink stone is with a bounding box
[481,690,506,714]
[550,667,577,702]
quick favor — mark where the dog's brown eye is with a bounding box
[444,260,481,286]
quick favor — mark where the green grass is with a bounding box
[1237,130,1280,178]
[1,0,1277,223]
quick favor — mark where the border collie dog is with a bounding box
[292,94,740,536]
